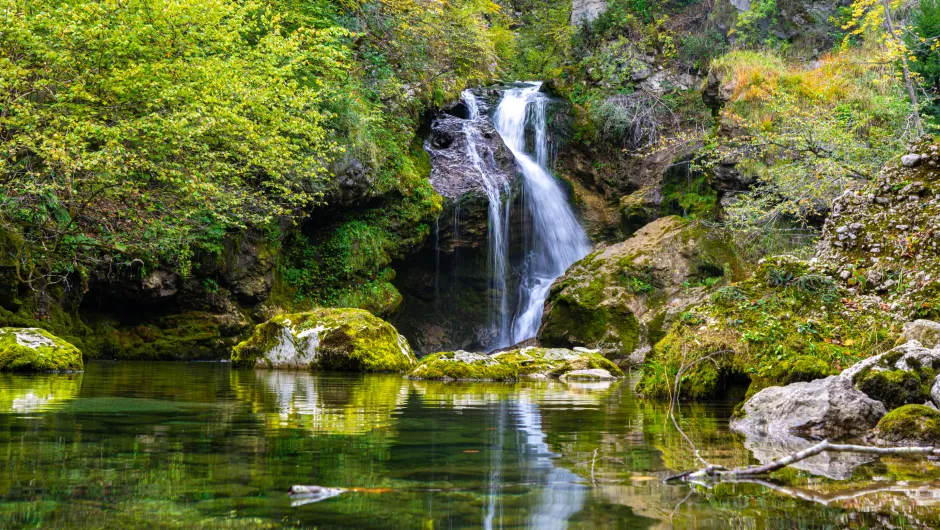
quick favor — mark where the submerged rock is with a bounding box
[731,376,886,439]
[231,309,416,372]
[406,347,623,381]
[741,431,876,480]
[539,216,742,361]
[559,368,617,381]
[0,328,83,372]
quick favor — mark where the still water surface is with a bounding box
[1,362,939,528]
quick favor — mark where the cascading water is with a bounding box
[493,84,591,344]
[461,90,513,348]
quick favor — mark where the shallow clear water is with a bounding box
[1,363,939,529]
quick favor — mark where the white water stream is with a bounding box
[492,84,591,345]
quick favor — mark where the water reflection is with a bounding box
[0,372,83,413]
[231,370,408,434]
[0,363,937,528]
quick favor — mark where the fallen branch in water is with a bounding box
[666,440,937,482]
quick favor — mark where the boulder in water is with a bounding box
[539,216,742,361]
[406,347,623,381]
[841,340,940,410]
[731,376,886,439]
[232,309,416,372]
[0,328,83,372]
[875,404,940,445]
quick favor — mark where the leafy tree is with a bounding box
[1,0,349,286]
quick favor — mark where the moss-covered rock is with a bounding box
[638,256,896,400]
[231,308,416,372]
[875,404,940,445]
[0,328,83,372]
[406,347,624,381]
[539,216,744,362]
[841,340,940,410]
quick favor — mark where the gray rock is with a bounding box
[571,0,607,25]
[731,376,886,438]
[901,154,923,167]
[841,340,940,382]
[900,320,940,349]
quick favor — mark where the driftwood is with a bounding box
[666,440,938,482]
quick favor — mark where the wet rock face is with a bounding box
[539,216,742,361]
[731,376,887,439]
[425,112,517,201]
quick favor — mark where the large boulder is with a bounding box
[406,347,623,381]
[0,328,83,372]
[231,309,416,372]
[539,217,742,361]
[841,340,940,410]
[731,376,886,439]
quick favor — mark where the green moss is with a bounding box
[0,327,83,372]
[877,405,940,444]
[857,369,931,411]
[232,308,416,372]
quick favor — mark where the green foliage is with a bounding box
[0,0,498,292]
[732,0,778,46]
[1,0,350,282]
[698,50,912,240]
[910,0,940,122]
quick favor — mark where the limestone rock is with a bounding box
[901,153,923,167]
[539,216,742,360]
[933,375,940,408]
[899,320,940,349]
[0,328,83,372]
[232,309,416,372]
[841,340,940,381]
[571,0,607,25]
[731,376,886,438]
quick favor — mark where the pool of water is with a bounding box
[1,362,939,529]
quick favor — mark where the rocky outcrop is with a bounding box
[232,309,416,372]
[0,328,83,372]
[815,137,940,318]
[539,216,742,361]
[406,346,623,381]
[731,376,887,439]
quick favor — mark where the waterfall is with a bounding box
[493,83,591,344]
[462,90,512,348]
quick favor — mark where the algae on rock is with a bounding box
[406,347,624,381]
[231,308,416,372]
[0,327,83,372]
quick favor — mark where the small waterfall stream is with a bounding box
[493,84,591,345]
[461,90,513,348]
